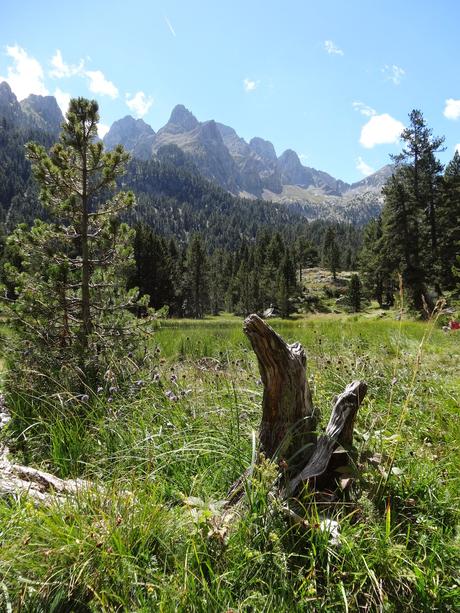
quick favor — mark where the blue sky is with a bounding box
[1,0,459,183]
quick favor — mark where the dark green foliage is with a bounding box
[360,110,460,312]
[348,273,362,312]
[0,118,52,227]
[183,235,209,318]
[1,98,148,396]
[0,95,365,321]
[131,223,176,312]
[438,151,460,290]
[322,227,340,280]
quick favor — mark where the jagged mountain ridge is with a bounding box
[0,82,63,137]
[0,81,392,224]
[103,103,393,214]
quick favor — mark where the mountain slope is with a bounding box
[103,102,391,221]
[0,81,391,226]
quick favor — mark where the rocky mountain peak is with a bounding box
[20,94,64,135]
[0,81,16,102]
[168,104,199,132]
[277,149,313,187]
[278,148,302,167]
[103,115,155,153]
[216,123,237,139]
[198,119,222,142]
[0,81,22,123]
[249,137,277,163]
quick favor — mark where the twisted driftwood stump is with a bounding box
[228,314,367,503]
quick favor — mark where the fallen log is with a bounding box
[0,445,91,504]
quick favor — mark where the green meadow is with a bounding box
[0,313,459,611]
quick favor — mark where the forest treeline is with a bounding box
[129,222,360,318]
[359,111,460,312]
[1,103,458,323]
[0,110,362,320]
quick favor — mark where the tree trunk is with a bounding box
[81,147,92,347]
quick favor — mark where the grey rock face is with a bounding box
[277,149,314,187]
[163,104,199,133]
[0,81,23,124]
[249,137,277,163]
[20,94,64,135]
[103,115,155,160]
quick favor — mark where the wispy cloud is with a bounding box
[49,49,84,78]
[356,156,374,176]
[49,50,119,99]
[444,98,460,120]
[125,91,154,117]
[243,78,258,92]
[86,70,118,98]
[324,40,344,56]
[455,144,460,154]
[164,15,176,37]
[98,123,110,138]
[352,101,377,117]
[383,64,405,85]
[0,45,48,99]
[299,153,309,164]
[360,113,404,148]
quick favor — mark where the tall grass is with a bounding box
[0,314,459,611]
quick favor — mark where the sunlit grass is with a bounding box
[0,314,459,611]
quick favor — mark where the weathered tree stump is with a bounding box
[229,315,367,503]
[244,314,317,466]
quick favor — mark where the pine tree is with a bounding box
[1,97,147,394]
[208,248,227,315]
[322,227,340,280]
[183,234,208,318]
[359,217,396,306]
[132,225,176,313]
[380,171,428,311]
[392,109,445,294]
[438,151,460,290]
[276,250,297,318]
[348,274,362,312]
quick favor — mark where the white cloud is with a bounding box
[125,91,154,117]
[299,153,309,163]
[383,64,405,85]
[360,113,404,148]
[352,101,377,117]
[0,44,48,99]
[85,70,118,98]
[324,40,344,56]
[49,49,84,78]
[164,15,176,37]
[455,144,460,154]
[54,87,71,115]
[444,98,460,120]
[98,123,110,138]
[356,156,375,176]
[243,78,258,92]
